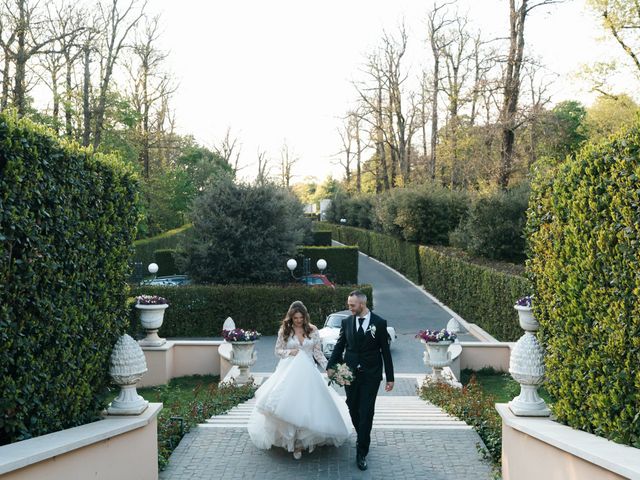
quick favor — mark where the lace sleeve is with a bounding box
[311,328,328,370]
[275,329,292,359]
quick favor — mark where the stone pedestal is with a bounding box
[508,305,550,417]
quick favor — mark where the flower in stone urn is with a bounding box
[136,294,168,305]
[415,328,457,343]
[222,328,262,342]
[136,294,169,347]
[514,295,537,331]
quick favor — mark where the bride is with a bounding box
[247,300,352,459]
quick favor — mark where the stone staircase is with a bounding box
[200,395,470,430]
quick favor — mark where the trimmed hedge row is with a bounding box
[297,246,358,284]
[0,112,139,445]
[325,223,528,341]
[327,224,421,284]
[129,284,373,337]
[419,246,527,341]
[311,230,332,246]
[154,249,178,276]
[133,224,191,266]
[528,123,640,447]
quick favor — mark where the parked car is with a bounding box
[300,274,335,288]
[139,275,192,287]
[318,310,397,359]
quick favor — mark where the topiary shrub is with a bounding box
[527,122,640,447]
[180,176,311,284]
[0,112,139,445]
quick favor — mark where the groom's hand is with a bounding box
[327,368,334,377]
[385,382,394,392]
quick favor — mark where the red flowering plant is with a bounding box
[222,328,261,342]
[415,328,457,343]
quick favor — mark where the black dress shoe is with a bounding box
[356,453,368,471]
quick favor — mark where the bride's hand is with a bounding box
[289,349,299,356]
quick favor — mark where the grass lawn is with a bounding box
[460,368,554,405]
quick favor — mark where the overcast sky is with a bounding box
[146,0,632,183]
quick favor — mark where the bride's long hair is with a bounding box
[281,301,313,340]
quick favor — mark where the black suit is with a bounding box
[327,312,394,457]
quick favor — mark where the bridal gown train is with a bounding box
[247,329,353,452]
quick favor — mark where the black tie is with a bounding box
[357,317,365,335]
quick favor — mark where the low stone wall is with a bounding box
[497,404,640,480]
[139,340,222,387]
[459,341,512,373]
[0,404,162,480]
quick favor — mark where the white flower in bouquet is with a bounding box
[328,363,354,387]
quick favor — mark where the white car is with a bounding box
[318,310,397,359]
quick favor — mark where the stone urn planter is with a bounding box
[229,341,258,385]
[135,295,169,347]
[416,329,457,382]
[108,334,149,415]
[509,297,550,417]
[223,328,261,385]
[423,341,453,381]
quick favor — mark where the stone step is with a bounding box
[202,395,468,430]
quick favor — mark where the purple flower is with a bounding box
[415,329,457,343]
[222,328,261,342]
[137,294,168,305]
[516,296,532,307]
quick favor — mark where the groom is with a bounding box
[327,290,394,471]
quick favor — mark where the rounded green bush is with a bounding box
[527,123,640,447]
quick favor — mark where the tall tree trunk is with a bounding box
[82,44,91,147]
[64,54,73,138]
[498,0,527,189]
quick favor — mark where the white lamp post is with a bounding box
[316,258,327,273]
[286,259,297,272]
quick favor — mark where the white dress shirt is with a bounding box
[355,311,371,333]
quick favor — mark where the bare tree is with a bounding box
[498,0,562,188]
[0,0,85,115]
[39,2,85,134]
[128,14,174,177]
[256,149,270,186]
[213,127,242,176]
[426,2,455,180]
[279,141,298,188]
[93,0,145,148]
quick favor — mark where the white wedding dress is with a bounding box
[247,328,352,452]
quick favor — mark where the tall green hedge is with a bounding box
[527,123,640,447]
[0,113,139,445]
[326,223,527,341]
[129,284,373,336]
[154,249,178,276]
[133,223,192,266]
[297,246,358,284]
[419,247,527,341]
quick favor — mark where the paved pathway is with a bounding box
[160,247,495,479]
[160,377,494,480]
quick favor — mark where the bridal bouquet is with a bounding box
[328,363,354,387]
